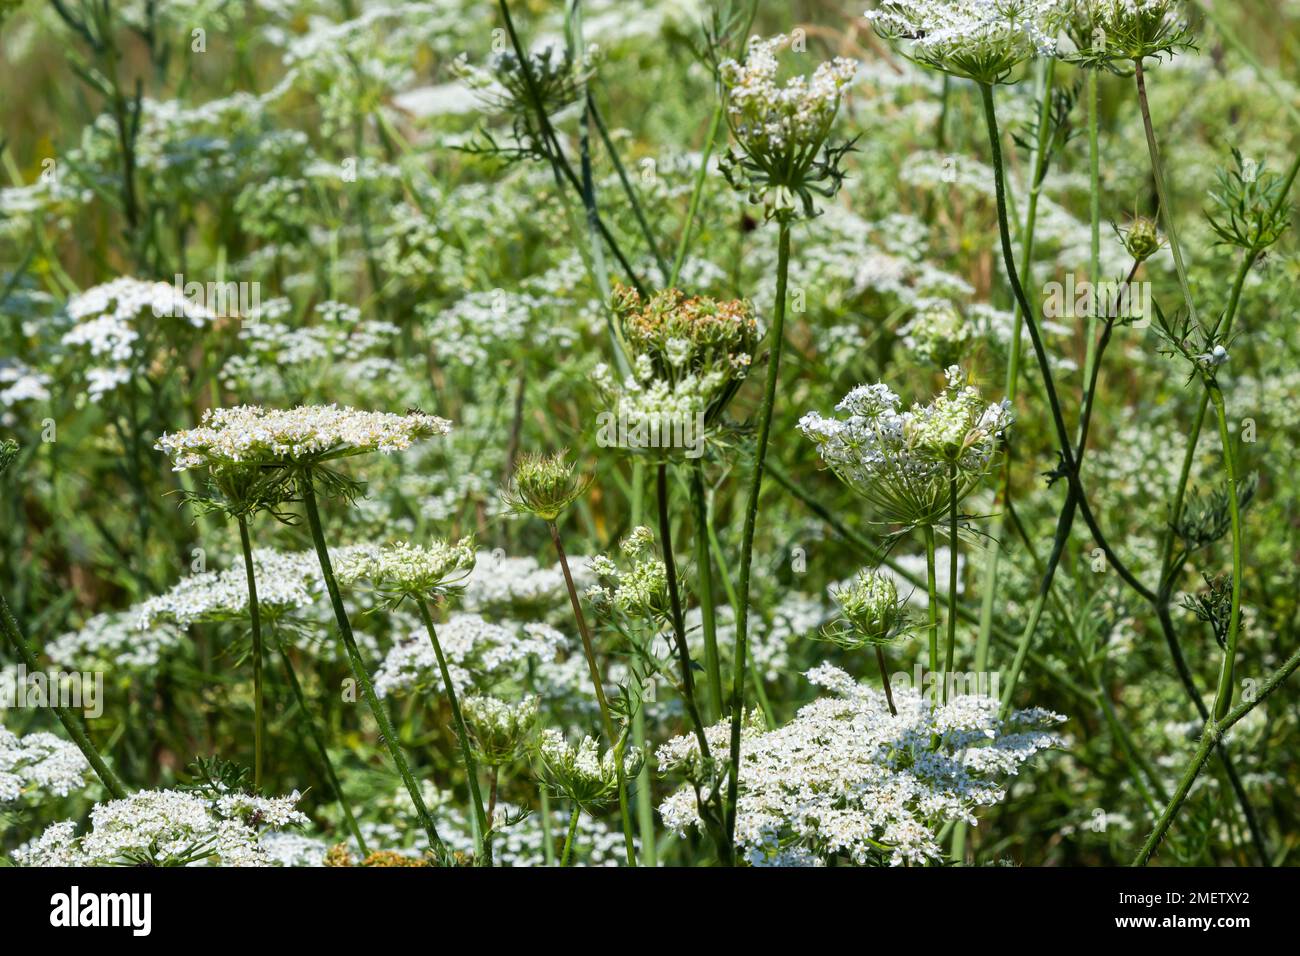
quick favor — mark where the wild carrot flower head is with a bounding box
[156,404,451,472]
[0,729,89,802]
[463,695,540,768]
[716,34,858,219]
[657,664,1063,866]
[539,729,642,813]
[586,526,672,622]
[899,298,973,367]
[823,570,910,648]
[501,449,592,522]
[865,0,1068,85]
[15,788,308,867]
[798,367,1011,527]
[1063,0,1194,69]
[596,285,760,458]
[336,538,476,606]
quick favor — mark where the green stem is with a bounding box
[236,516,265,790]
[0,592,128,799]
[547,518,635,865]
[944,465,959,703]
[298,471,447,861]
[924,526,939,698]
[561,805,581,866]
[547,521,617,743]
[1207,384,1244,722]
[629,461,657,866]
[669,103,723,288]
[725,217,791,856]
[1134,641,1300,865]
[274,630,368,855]
[690,459,723,721]
[656,464,712,759]
[415,599,490,865]
[1134,58,1198,325]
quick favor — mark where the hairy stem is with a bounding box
[725,217,791,856]
[299,472,446,861]
[416,599,490,866]
[236,516,265,790]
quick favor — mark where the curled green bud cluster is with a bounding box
[823,570,910,648]
[501,450,592,522]
[463,695,539,767]
[0,439,18,478]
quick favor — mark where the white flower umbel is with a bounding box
[656,664,1063,866]
[0,728,90,802]
[373,613,567,698]
[45,610,184,675]
[137,544,380,630]
[539,728,643,813]
[865,0,1068,84]
[155,404,451,472]
[798,367,1011,527]
[61,277,216,401]
[717,34,857,218]
[14,788,308,866]
[463,695,539,767]
[336,538,475,605]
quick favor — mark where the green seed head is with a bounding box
[502,449,592,522]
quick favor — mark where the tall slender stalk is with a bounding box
[628,461,657,866]
[724,217,791,856]
[545,519,636,863]
[298,471,447,861]
[547,521,617,743]
[1134,59,1198,324]
[415,599,491,865]
[656,464,711,756]
[944,466,959,703]
[689,460,723,721]
[924,526,939,694]
[1206,384,1244,721]
[0,593,128,799]
[273,627,368,854]
[1135,641,1300,865]
[236,516,265,789]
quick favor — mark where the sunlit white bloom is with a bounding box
[14,788,308,866]
[0,729,90,802]
[798,369,1011,526]
[657,664,1063,866]
[867,1,1067,84]
[373,613,568,698]
[155,403,451,471]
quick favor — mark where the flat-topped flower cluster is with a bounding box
[1,729,90,802]
[656,664,1063,866]
[155,404,451,472]
[15,788,309,866]
[865,0,1068,84]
